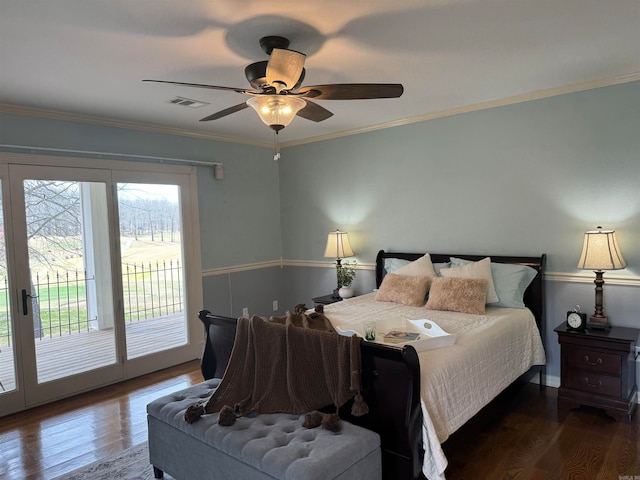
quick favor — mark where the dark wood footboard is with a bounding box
[197,310,423,480]
[197,310,237,380]
[340,341,423,480]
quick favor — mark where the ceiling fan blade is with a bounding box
[296,100,333,122]
[298,83,404,100]
[266,49,306,91]
[143,79,253,95]
[199,103,249,122]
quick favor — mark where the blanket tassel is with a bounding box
[351,393,369,417]
[321,413,341,432]
[184,403,206,424]
[217,405,238,426]
[302,411,323,429]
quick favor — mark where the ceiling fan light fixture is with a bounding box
[246,95,306,132]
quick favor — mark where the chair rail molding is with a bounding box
[545,272,640,287]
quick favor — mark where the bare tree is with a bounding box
[1,180,181,339]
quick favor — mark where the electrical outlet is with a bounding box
[242,307,249,317]
[273,300,278,311]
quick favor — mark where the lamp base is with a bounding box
[587,315,611,330]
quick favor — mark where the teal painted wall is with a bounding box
[279,81,639,275]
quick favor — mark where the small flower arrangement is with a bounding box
[337,260,357,287]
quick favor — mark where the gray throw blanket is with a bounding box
[184,306,368,428]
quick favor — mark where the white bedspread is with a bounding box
[322,293,546,480]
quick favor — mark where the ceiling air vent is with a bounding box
[168,96,210,108]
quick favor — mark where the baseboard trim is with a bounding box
[544,374,561,389]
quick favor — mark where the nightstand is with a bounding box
[312,294,342,307]
[555,323,639,423]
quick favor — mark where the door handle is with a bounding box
[21,289,38,315]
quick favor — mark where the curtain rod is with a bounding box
[0,144,222,167]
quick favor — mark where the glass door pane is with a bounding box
[24,180,117,382]
[117,183,187,359]
[0,181,16,395]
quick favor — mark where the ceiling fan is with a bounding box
[143,36,404,133]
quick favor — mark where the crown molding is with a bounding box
[0,103,270,148]
[281,72,640,147]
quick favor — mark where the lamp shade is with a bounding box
[577,226,626,271]
[246,95,306,132]
[324,230,354,259]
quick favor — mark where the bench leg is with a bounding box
[153,466,164,478]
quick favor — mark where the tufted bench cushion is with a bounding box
[147,379,381,480]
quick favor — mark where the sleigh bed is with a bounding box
[198,250,546,480]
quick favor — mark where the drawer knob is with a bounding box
[584,377,602,388]
[583,355,603,366]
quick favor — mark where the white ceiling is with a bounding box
[1,0,639,147]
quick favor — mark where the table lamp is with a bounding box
[577,226,626,330]
[324,230,354,298]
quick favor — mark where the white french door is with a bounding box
[2,164,123,410]
[0,157,202,416]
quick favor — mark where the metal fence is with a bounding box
[0,260,183,346]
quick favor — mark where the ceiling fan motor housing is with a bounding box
[259,36,290,55]
[245,61,269,90]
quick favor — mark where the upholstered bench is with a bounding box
[147,379,382,480]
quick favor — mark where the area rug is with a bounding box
[53,442,175,480]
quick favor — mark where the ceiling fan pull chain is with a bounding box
[273,131,281,161]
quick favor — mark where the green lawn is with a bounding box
[0,233,184,344]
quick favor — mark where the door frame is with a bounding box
[0,153,203,416]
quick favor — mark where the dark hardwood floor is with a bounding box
[0,360,202,480]
[0,362,638,479]
[443,383,640,479]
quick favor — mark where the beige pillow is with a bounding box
[426,277,488,315]
[439,257,499,304]
[394,253,437,278]
[376,274,431,307]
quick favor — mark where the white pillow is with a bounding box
[384,258,411,274]
[450,257,537,308]
[394,253,437,278]
[439,257,499,304]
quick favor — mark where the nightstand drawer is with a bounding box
[566,370,620,396]
[566,347,621,375]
